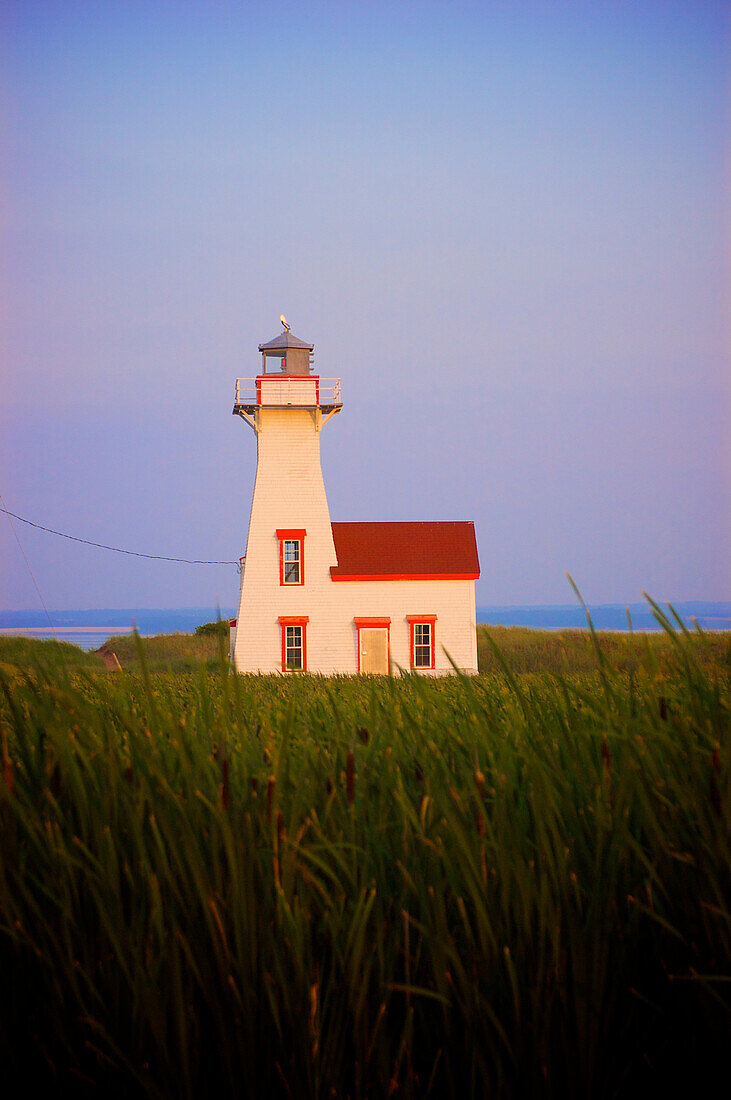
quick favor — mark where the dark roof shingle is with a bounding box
[330,521,480,580]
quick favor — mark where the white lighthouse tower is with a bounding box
[231,321,342,673]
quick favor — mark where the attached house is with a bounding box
[230,324,480,675]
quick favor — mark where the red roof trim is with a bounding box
[331,571,479,582]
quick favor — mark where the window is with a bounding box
[414,623,432,667]
[276,529,306,586]
[285,625,303,668]
[279,616,308,671]
[284,540,301,583]
[406,615,437,670]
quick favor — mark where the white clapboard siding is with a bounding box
[258,376,319,407]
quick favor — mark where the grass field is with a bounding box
[0,615,728,1097]
[91,619,731,676]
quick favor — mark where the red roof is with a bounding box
[330,521,480,581]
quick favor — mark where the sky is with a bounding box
[1,0,729,610]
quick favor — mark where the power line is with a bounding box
[0,506,240,566]
[0,495,56,634]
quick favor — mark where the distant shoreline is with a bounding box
[0,626,135,635]
[0,602,728,652]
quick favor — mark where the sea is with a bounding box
[0,603,728,651]
[0,608,238,652]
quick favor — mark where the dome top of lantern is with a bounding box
[258,330,314,353]
[258,318,314,375]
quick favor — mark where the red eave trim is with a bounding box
[331,570,480,582]
[278,616,310,625]
[354,616,391,627]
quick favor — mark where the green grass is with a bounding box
[0,620,728,1097]
[96,630,223,671]
[0,633,105,671]
[4,617,724,678]
[476,622,730,676]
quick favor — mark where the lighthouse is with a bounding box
[231,321,480,675]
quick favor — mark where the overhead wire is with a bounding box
[0,495,57,634]
[0,505,241,566]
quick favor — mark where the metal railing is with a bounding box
[234,377,341,406]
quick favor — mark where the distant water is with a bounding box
[477,602,731,633]
[0,603,728,652]
[0,608,237,651]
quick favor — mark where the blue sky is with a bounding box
[1,0,728,609]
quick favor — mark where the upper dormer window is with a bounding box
[284,540,300,582]
[276,529,306,586]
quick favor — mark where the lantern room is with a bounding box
[258,329,314,375]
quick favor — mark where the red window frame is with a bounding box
[276,528,306,586]
[406,615,437,670]
[278,616,309,672]
[354,617,391,673]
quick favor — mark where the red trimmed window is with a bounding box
[276,529,306,585]
[278,616,308,671]
[406,615,437,670]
